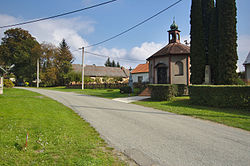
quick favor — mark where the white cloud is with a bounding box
[0,14,95,64]
[130,42,164,61]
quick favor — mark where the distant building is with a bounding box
[243,51,250,84]
[147,21,190,85]
[72,64,130,83]
[131,63,149,83]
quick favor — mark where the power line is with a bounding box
[85,51,145,63]
[85,0,184,48]
[0,0,118,29]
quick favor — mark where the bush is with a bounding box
[176,84,188,96]
[120,86,132,94]
[148,84,177,101]
[3,79,14,88]
[189,85,250,109]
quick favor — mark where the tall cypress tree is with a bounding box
[208,6,218,84]
[190,0,206,84]
[202,0,214,63]
[217,0,238,84]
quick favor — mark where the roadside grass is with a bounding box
[134,96,250,131]
[0,88,125,165]
[39,86,139,99]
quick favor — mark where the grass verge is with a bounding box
[0,88,125,165]
[134,96,250,131]
[38,86,139,99]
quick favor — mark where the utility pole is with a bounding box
[81,47,85,90]
[37,58,39,88]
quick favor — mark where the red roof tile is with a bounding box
[131,63,149,74]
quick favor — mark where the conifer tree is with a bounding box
[217,0,238,84]
[190,0,206,84]
[111,60,116,67]
[116,62,120,67]
[202,0,214,63]
[208,7,218,84]
[104,57,111,67]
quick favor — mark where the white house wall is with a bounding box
[132,73,149,83]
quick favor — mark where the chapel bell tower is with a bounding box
[168,20,181,44]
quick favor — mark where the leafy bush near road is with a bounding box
[120,86,132,94]
[189,85,250,109]
[3,79,14,88]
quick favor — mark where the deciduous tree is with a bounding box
[0,28,41,83]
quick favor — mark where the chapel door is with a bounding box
[157,67,167,84]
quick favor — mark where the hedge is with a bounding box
[119,86,132,94]
[189,85,250,109]
[148,84,178,101]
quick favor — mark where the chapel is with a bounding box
[147,21,190,85]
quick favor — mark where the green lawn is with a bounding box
[0,88,124,165]
[134,96,250,131]
[39,86,139,99]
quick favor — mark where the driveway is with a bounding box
[19,88,250,166]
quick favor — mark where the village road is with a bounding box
[20,88,250,166]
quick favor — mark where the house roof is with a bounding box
[146,42,190,60]
[131,63,149,74]
[72,64,129,78]
[243,51,250,65]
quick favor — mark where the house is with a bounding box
[0,66,7,94]
[131,63,149,83]
[243,51,250,84]
[72,64,130,83]
[146,20,190,85]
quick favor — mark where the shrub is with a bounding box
[176,84,188,96]
[3,79,14,88]
[120,86,132,94]
[189,85,250,109]
[148,84,177,101]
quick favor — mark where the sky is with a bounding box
[0,0,249,71]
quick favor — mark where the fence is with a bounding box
[66,83,128,89]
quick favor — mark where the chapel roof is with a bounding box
[243,51,250,65]
[146,42,190,60]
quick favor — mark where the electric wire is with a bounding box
[85,0,183,48]
[85,51,145,63]
[0,0,118,29]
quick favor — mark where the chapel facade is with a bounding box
[147,21,190,85]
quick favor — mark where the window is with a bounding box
[138,76,143,83]
[175,61,183,76]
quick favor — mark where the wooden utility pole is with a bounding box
[37,58,39,88]
[81,47,85,90]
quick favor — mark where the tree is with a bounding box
[190,0,206,84]
[40,43,59,86]
[111,60,116,67]
[217,0,238,84]
[116,62,120,67]
[104,57,112,67]
[208,7,218,84]
[0,28,41,83]
[55,39,73,85]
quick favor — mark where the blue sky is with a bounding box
[0,0,249,71]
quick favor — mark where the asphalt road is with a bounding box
[20,88,250,166]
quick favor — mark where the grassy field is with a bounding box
[134,96,250,131]
[0,88,125,165]
[39,86,139,99]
